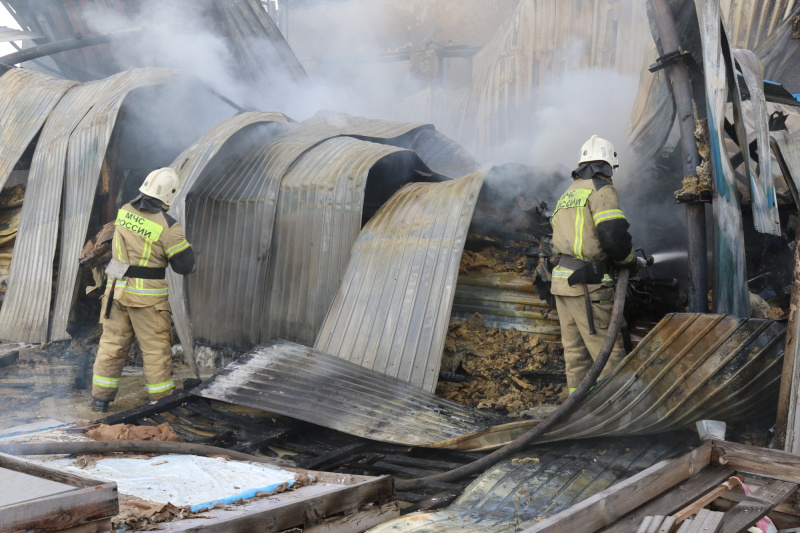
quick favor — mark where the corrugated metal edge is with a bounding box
[0,72,133,342]
[196,340,507,446]
[368,437,686,532]
[314,170,486,392]
[261,136,425,345]
[166,111,290,366]
[408,128,481,178]
[428,313,785,451]
[49,67,176,341]
[0,26,43,42]
[0,69,76,193]
[732,47,779,236]
[696,0,749,316]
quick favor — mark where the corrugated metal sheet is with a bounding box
[166,111,291,368]
[697,0,749,317]
[261,137,433,346]
[451,273,560,341]
[0,69,76,193]
[2,0,306,85]
[628,45,676,161]
[315,171,486,393]
[0,68,173,342]
[172,113,469,355]
[432,313,785,451]
[0,26,42,42]
[449,0,652,160]
[733,48,779,236]
[721,0,799,50]
[755,3,800,90]
[196,340,507,446]
[369,436,687,533]
[50,68,175,340]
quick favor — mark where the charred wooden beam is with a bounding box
[300,442,368,471]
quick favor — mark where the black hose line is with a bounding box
[395,269,630,492]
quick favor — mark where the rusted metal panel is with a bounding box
[452,273,560,340]
[0,68,173,343]
[0,26,42,42]
[50,68,175,341]
[196,340,507,446]
[0,69,75,194]
[166,112,290,370]
[315,171,486,392]
[369,436,685,533]
[721,0,799,49]
[261,137,433,346]
[435,314,785,452]
[2,0,306,85]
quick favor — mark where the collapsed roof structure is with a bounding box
[2,0,800,531]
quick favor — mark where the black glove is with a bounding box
[619,254,639,276]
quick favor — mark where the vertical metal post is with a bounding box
[649,0,708,312]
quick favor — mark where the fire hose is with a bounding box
[395,268,630,491]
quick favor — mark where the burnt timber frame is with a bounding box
[520,440,800,533]
[0,452,118,532]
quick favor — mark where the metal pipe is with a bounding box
[395,269,630,491]
[648,0,708,312]
[0,28,142,72]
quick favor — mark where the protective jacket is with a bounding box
[110,200,194,306]
[550,174,634,298]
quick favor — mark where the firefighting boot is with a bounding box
[91,397,111,412]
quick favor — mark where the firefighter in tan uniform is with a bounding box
[91,168,195,412]
[550,136,637,393]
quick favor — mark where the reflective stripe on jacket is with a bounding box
[550,176,634,297]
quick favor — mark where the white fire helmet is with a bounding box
[578,135,619,168]
[139,167,180,206]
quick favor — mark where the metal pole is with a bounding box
[648,0,708,312]
[0,28,142,73]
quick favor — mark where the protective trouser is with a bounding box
[92,297,175,401]
[554,293,627,392]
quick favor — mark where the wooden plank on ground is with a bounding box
[519,442,712,533]
[0,342,22,368]
[711,440,800,483]
[720,480,798,533]
[684,508,723,533]
[598,466,733,533]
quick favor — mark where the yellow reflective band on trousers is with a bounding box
[147,380,175,394]
[93,374,120,389]
[552,265,612,283]
[115,209,164,242]
[124,285,169,296]
[166,239,190,258]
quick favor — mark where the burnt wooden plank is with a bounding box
[719,480,798,533]
[400,491,459,515]
[0,343,22,368]
[712,440,800,483]
[599,466,734,533]
[1,484,118,532]
[519,442,712,533]
[300,442,368,471]
[776,225,800,450]
[97,388,194,425]
[379,454,468,471]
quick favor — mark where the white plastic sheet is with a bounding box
[50,454,297,510]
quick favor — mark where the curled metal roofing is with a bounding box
[166,111,290,370]
[369,436,688,533]
[451,273,560,341]
[196,339,507,446]
[0,68,173,343]
[261,137,432,346]
[432,313,785,452]
[170,113,470,356]
[2,0,306,85]
[0,69,76,194]
[315,170,487,393]
[51,67,175,340]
